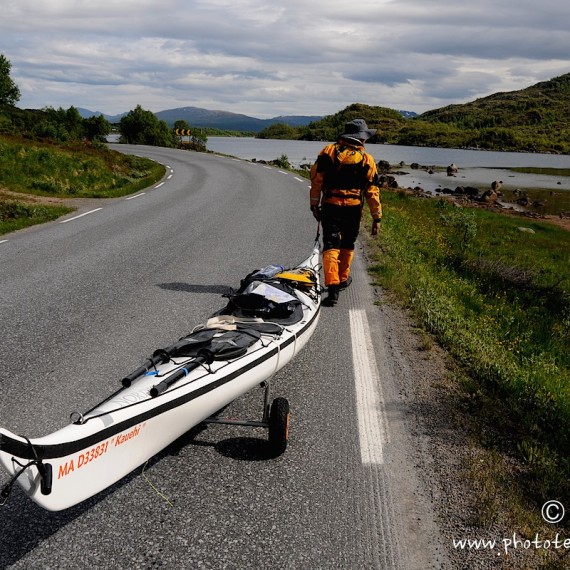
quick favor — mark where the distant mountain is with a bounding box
[76,107,100,118]
[153,107,322,132]
[77,108,126,122]
[154,107,264,131]
[77,106,322,132]
[77,104,416,131]
[270,115,324,127]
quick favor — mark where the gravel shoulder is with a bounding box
[369,284,473,569]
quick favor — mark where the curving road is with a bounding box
[0,146,449,569]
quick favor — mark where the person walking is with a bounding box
[310,118,382,306]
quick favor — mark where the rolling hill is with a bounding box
[419,73,570,129]
[295,73,570,153]
[77,106,322,132]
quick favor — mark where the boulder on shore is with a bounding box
[446,163,458,176]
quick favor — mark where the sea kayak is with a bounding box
[0,241,321,511]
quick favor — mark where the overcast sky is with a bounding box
[2,0,569,118]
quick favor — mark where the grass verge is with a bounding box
[0,135,165,236]
[362,189,570,538]
[0,199,74,235]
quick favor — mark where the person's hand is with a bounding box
[311,206,321,222]
[371,219,381,236]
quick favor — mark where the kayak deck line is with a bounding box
[81,316,310,425]
[0,308,318,461]
[0,240,322,511]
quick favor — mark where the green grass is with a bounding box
[0,135,166,235]
[0,135,165,199]
[0,201,74,234]
[364,190,570,506]
[510,167,570,177]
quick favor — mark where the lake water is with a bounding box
[207,137,570,215]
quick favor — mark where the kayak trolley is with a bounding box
[203,380,290,456]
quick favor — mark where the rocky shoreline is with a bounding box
[378,161,570,231]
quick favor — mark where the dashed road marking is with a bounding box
[59,208,103,224]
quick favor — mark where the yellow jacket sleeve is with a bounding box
[310,144,335,208]
[364,154,382,220]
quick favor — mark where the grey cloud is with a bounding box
[403,28,569,61]
[1,0,568,116]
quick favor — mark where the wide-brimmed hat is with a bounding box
[341,118,376,141]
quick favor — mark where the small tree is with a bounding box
[0,54,21,106]
[437,200,478,253]
[173,119,191,133]
[32,106,86,142]
[189,129,207,152]
[119,105,173,147]
[64,106,85,139]
[83,114,111,142]
[257,122,297,140]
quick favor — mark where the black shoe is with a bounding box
[323,285,339,306]
[338,276,353,290]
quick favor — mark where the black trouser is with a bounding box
[321,203,362,251]
[321,204,362,286]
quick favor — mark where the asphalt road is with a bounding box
[0,146,449,569]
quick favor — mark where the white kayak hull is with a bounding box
[0,243,321,511]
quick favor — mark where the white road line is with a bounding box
[167,174,173,179]
[126,193,145,200]
[349,308,389,464]
[0,239,8,245]
[294,177,304,182]
[263,165,272,169]
[278,170,288,175]
[59,208,103,224]
[155,182,165,188]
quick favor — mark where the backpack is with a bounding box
[320,143,370,198]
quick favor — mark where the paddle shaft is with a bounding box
[121,353,166,387]
[149,355,209,398]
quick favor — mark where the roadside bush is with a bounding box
[273,154,291,169]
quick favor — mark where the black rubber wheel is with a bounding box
[268,397,290,456]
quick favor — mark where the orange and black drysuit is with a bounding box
[310,137,382,287]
